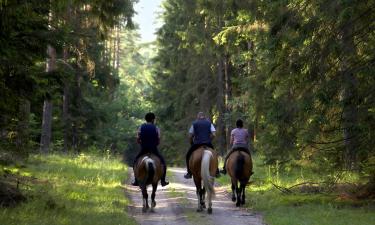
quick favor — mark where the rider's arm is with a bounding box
[230,130,234,146]
[157,127,161,145]
[136,127,141,144]
[210,124,216,140]
[189,125,194,144]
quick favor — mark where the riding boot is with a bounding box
[184,171,192,179]
[131,179,139,186]
[161,165,169,186]
[184,155,192,179]
[131,163,139,186]
[220,166,227,175]
[215,168,221,178]
[184,164,192,179]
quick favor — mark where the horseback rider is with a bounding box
[184,112,220,179]
[131,112,169,186]
[221,119,252,174]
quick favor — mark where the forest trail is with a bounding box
[124,167,264,225]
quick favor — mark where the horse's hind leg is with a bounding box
[231,180,236,202]
[150,183,157,212]
[141,186,149,212]
[207,188,212,214]
[240,182,246,205]
[195,180,203,212]
[236,181,241,207]
[201,187,206,209]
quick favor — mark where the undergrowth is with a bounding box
[0,153,137,225]
[216,154,375,225]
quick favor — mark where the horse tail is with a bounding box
[145,158,155,184]
[235,153,245,180]
[201,150,215,197]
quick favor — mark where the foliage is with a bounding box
[153,0,375,175]
[0,0,138,156]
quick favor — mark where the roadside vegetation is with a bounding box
[0,153,136,225]
[217,155,375,225]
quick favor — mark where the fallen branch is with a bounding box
[270,181,293,194]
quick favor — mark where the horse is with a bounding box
[134,153,163,212]
[226,149,253,207]
[189,146,218,214]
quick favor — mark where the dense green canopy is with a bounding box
[0,0,374,179]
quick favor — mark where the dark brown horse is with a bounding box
[189,146,218,214]
[134,153,163,212]
[226,149,253,207]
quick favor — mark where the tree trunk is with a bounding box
[62,47,70,153]
[116,25,120,71]
[63,84,69,153]
[224,54,231,151]
[248,40,258,143]
[40,97,53,154]
[216,58,227,156]
[16,99,30,154]
[341,16,358,170]
[40,44,56,154]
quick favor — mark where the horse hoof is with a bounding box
[151,201,156,208]
[201,202,206,209]
[207,208,212,214]
[232,197,236,202]
[241,200,245,205]
[236,202,240,207]
[196,208,203,212]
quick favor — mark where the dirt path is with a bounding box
[124,167,264,225]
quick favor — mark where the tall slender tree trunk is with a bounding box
[16,98,30,155]
[115,25,120,72]
[248,40,258,143]
[217,58,227,156]
[62,47,70,153]
[341,22,358,170]
[40,96,53,154]
[40,45,56,154]
[224,54,231,150]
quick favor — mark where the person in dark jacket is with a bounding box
[131,112,169,186]
[184,112,219,179]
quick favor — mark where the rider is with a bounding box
[184,112,219,179]
[131,112,169,186]
[221,119,252,174]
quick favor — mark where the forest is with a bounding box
[0,0,374,225]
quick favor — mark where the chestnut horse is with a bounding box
[189,146,218,214]
[134,153,163,212]
[226,149,253,207]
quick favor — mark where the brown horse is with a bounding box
[226,149,253,207]
[134,153,163,212]
[189,146,218,214]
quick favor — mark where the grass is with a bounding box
[0,153,137,225]
[216,154,375,225]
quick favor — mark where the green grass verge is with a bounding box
[0,153,137,225]
[216,154,375,225]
